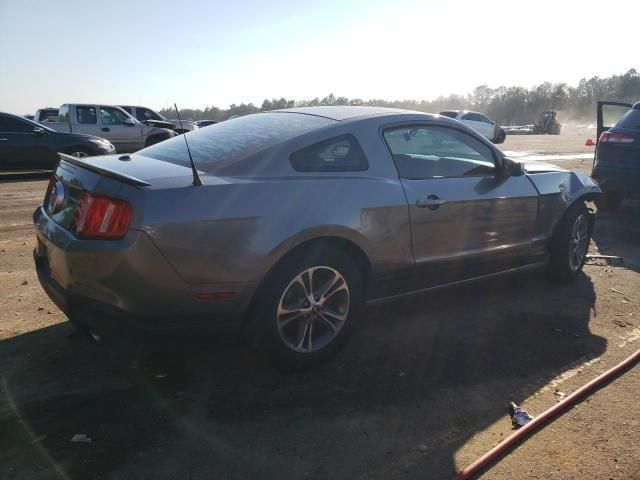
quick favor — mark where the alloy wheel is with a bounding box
[568,214,589,271]
[277,266,350,353]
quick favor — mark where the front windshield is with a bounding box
[139,112,334,173]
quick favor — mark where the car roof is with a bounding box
[275,106,430,121]
[439,110,485,115]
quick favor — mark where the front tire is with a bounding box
[548,203,593,283]
[250,247,364,369]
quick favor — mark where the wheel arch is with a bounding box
[64,144,93,155]
[243,234,372,332]
[550,192,599,242]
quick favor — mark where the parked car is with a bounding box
[194,120,218,128]
[439,110,506,143]
[34,108,59,124]
[591,101,640,211]
[118,105,176,131]
[0,111,114,171]
[167,119,199,133]
[44,104,176,152]
[33,106,600,368]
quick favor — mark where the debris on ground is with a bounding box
[20,280,28,285]
[155,374,166,379]
[70,434,92,443]
[510,402,534,428]
[610,288,633,302]
[553,389,566,401]
[585,254,623,265]
[417,444,429,452]
[32,435,47,443]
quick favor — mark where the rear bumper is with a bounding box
[35,250,241,337]
[33,206,255,334]
[591,165,640,196]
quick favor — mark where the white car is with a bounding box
[440,110,506,144]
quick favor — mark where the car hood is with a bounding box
[518,160,568,174]
[144,119,176,129]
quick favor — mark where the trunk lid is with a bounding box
[46,153,196,232]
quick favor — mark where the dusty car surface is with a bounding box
[33,106,601,368]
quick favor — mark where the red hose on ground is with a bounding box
[453,349,640,480]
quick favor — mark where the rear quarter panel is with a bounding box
[134,117,414,285]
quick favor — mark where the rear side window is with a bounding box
[0,115,33,133]
[77,106,97,124]
[462,112,490,123]
[290,134,368,172]
[139,112,335,174]
[617,108,640,130]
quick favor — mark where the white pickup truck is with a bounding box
[45,104,177,152]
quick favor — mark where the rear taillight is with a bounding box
[43,175,56,204]
[72,192,132,240]
[599,132,634,144]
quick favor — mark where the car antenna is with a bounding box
[174,103,202,186]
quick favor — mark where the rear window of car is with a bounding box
[290,134,368,172]
[617,108,640,130]
[139,112,335,173]
[439,111,458,119]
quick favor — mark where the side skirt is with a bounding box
[365,260,547,306]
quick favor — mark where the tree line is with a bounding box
[159,68,639,125]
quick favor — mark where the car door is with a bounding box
[74,105,102,137]
[0,114,52,170]
[597,101,632,141]
[98,106,144,152]
[382,123,539,289]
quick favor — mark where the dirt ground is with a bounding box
[1,134,638,480]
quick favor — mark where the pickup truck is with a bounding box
[45,104,177,152]
[34,108,59,124]
[118,105,176,131]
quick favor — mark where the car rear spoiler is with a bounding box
[57,153,151,187]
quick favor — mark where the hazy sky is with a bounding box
[1,0,637,114]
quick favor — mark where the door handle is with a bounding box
[102,127,110,132]
[416,195,446,210]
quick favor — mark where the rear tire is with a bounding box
[548,203,593,283]
[249,245,364,370]
[596,192,623,212]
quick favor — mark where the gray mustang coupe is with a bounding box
[33,106,601,367]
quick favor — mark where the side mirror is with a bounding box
[124,117,136,126]
[33,127,45,136]
[504,157,525,177]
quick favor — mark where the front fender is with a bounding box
[528,171,601,240]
